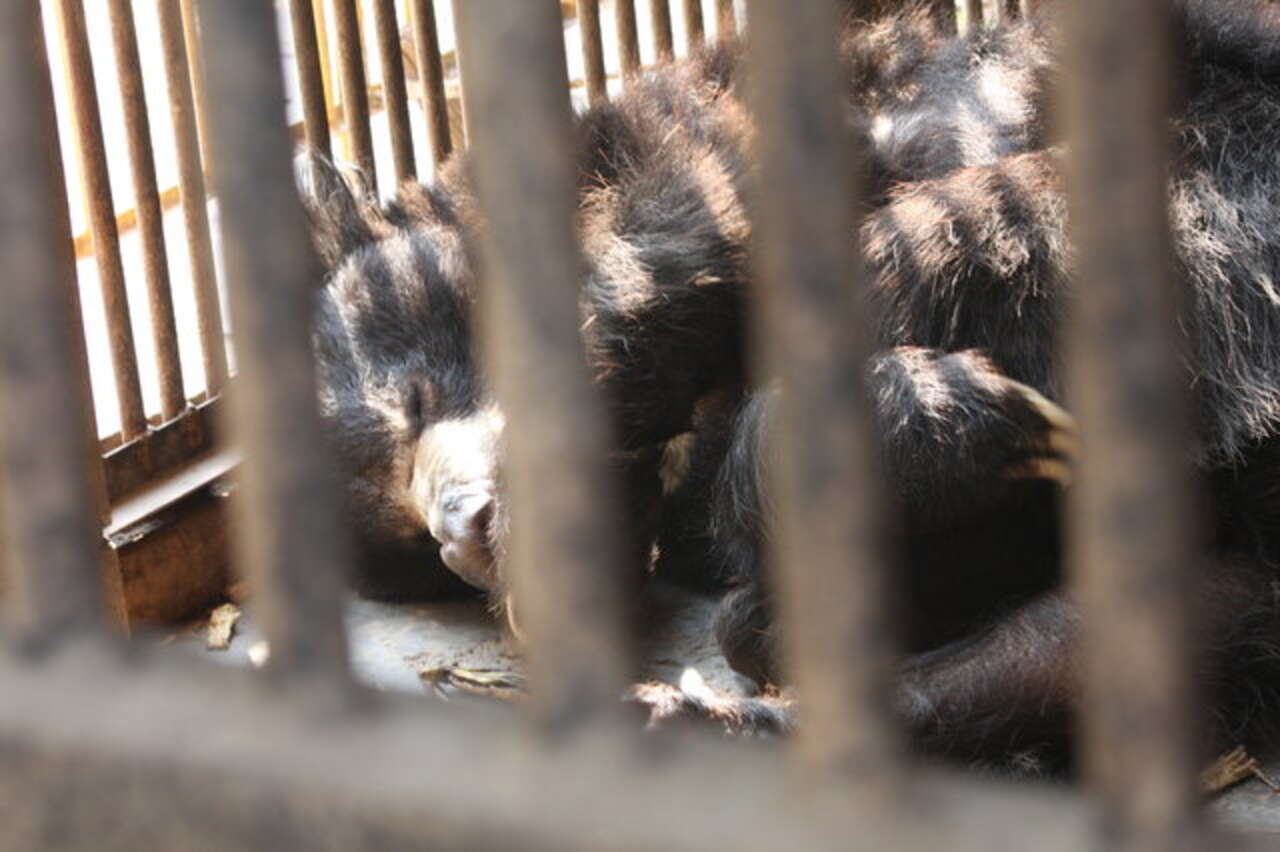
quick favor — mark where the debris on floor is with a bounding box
[205,602,242,651]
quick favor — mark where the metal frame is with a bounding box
[0,1,1244,848]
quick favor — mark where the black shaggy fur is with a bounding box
[305,0,1280,771]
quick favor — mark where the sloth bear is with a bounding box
[306,0,1280,771]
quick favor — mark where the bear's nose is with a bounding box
[441,488,495,546]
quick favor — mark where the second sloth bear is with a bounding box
[307,1,1280,771]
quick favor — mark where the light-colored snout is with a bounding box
[410,408,504,591]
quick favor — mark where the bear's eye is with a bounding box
[404,381,433,435]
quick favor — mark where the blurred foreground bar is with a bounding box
[454,0,631,726]
[745,0,899,776]
[1062,0,1199,845]
[198,0,353,689]
[0,5,110,646]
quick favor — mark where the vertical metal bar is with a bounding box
[579,0,608,106]
[179,0,213,176]
[616,0,642,84]
[650,0,674,62]
[745,0,899,775]
[314,0,337,117]
[965,0,983,31]
[158,0,228,396]
[1062,0,1197,845]
[454,0,631,724]
[683,0,705,49]
[373,0,416,183]
[0,4,109,646]
[289,0,334,157]
[332,0,377,185]
[55,0,148,440]
[1021,0,1036,17]
[109,0,187,423]
[716,0,736,38]
[198,0,354,688]
[410,0,454,167]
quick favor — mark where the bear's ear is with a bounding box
[297,151,386,274]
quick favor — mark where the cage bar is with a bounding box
[965,0,983,31]
[616,0,642,83]
[410,0,454,167]
[108,0,187,423]
[716,0,736,38]
[744,0,899,775]
[0,3,111,645]
[578,0,609,106]
[157,0,228,396]
[651,0,674,61]
[55,0,149,441]
[179,0,212,175]
[454,0,632,724]
[332,0,377,185]
[288,0,333,157]
[373,0,416,183]
[197,0,354,687]
[1062,0,1198,844]
[683,0,706,49]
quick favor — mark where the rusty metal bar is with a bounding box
[409,0,453,168]
[332,0,377,185]
[109,0,187,423]
[616,0,642,83]
[373,0,416,183]
[55,0,148,441]
[683,0,705,49]
[1062,0,1198,845]
[288,0,333,157]
[579,0,608,106]
[197,0,354,688]
[745,0,899,775]
[158,0,228,397]
[965,0,983,31]
[454,0,631,724]
[179,0,213,176]
[0,4,109,645]
[650,0,674,61]
[716,0,736,37]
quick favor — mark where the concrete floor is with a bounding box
[191,583,1280,835]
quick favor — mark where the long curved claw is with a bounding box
[1004,381,1078,487]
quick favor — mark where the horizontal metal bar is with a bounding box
[0,648,1126,852]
